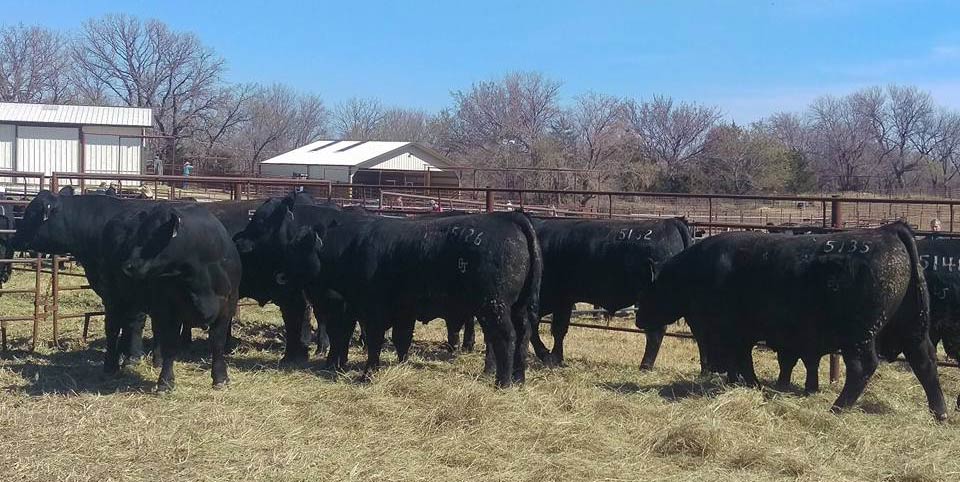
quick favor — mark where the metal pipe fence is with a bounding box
[0,171,957,378]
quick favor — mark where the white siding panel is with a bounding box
[0,124,13,171]
[17,127,79,183]
[311,165,350,183]
[371,152,435,171]
[260,163,308,179]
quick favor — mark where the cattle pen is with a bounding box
[3,170,960,482]
[3,170,960,380]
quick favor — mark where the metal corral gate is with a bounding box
[2,171,958,384]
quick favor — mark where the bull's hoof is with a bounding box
[462,344,475,353]
[774,382,792,392]
[494,378,513,389]
[804,387,820,395]
[279,354,309,367]
[156,380,175,392]
[151,352,162,369]
[122,355,143,368]
[934,410,948,422]
[956,394,960,411]
[639,362,655,371]
[212,378,230,390]
[512,372,526,384]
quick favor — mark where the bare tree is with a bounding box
[286,93,329,150]
[557,92,628,203]
[373,108,433,142]
[915,109,960,187]
[449,71,563,188]
[856,85,934,188]
[808,94,874,191]
[72,15,225,155]
[192,83,256,156]
[699,123,789,194]
[624,95,721,170]
[763,111,810,154]
[332,97,385,139]
[0,24,72,103]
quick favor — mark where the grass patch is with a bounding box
[1,269,959,481]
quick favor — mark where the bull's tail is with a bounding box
[506,212,543,336]
[669,216,694,249]
[886,221,931,333]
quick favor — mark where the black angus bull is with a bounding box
[635,222,947,419]
[759,233,960,408]
[525,217,693,367]
[786,236,960,408]
[234,198,361,369]
[9,190,317,366]
[270,208,543,387]
[104,203,241,389]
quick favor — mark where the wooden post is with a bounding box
[233,182,243,201]
[485,187,494,213]
[51,255,59,347]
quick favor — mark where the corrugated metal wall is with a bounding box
[17,126,79,176]
[0,124,13,171]
[371,152,433,171]
[260,164,352,183]
[84,133,142,186]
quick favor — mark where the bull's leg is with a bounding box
[902,336,948,420]
[277,294,311,365]
[179,324,193,347]
[362,322,387,378]
[355,320,367,347]
[832,341,879,413]
[802,355,821,394]
[549,305,573,367]
[686,317,715,376]
[323,317,352,371]
[462,317,476,352]
[775,351,799,391]
[392,318,416,362]
[444,318,464,352]
[640,325,666,371]
[210,314,231,389]
[483,340,495,375]
[511,305,531,384]
[481,302,516,388]
[155,318,181,392]
[528,311,551,363]
[103,312,123,375]
[119,312,146,366]
[314,315,330,356]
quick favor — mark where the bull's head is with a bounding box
[10,190,70,253]
[276,224,327,287]
[233,196,297,255]
[120,205,182,280]
[633,257,684,331]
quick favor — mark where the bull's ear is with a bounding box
[281,195,296,220]
[58,186,74,196]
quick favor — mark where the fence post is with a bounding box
[31,256,41,352]
[708,197,714,236]
[485,187,494,213]
[50,173,59,193]
[951,204,955,232]
[608,194,613,219]
[51,255,59,347]
[829,195,843,383]
[232,182,243,201]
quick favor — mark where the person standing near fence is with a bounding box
[182,161,193,188]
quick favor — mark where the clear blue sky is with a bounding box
[10,0,960,122]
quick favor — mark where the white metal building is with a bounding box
[0,102,153,185]
[260,140,459,187]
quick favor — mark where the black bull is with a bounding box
[102,203,241,389]
[635,222,947,420]
[9,191,321,366]
[236,198,543,387]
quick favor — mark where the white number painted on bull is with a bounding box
[617,228,654,241]
[823,240,870,254]
[458,257,468,273]
[450,225,484,246]
[922,255,958,272]
[937,287,950,300]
